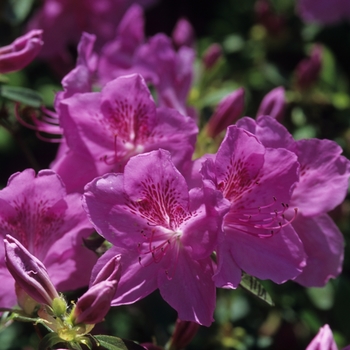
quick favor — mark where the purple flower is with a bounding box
[0,169,96,309]
[236,116,350,286]
[306,324,338,350]
[83,149,229,326]
[206,88,245,138]
[297,0,350,25]
[27,0,157,67]
[200,126,306,287]
[0,30,43,73]
[52,74,197,193]
[4,235,59,307]
[256,86,285,121]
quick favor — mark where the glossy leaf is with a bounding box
[93,335,146,350]
[0,85,42,107]
[239,273,274,306]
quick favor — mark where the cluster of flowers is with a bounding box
[0,1,350,348]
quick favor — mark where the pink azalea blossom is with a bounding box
[200,125,306,287]
[236,115,350,286]
[83,149,230,326]
[297,0,350,25]
[97,6,195,116]
[0,30,43,74]
[27,0,157,64]
[52,74,198,193]
[0,169,96,309]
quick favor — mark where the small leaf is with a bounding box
[93,335,146,350]
[38,332,67,350]
[0,85,42,107]
[3,0,35,25]
[239,273,274,306]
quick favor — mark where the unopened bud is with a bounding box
[73,280,117,325]
[257,86,285,121]
[4,235,59,307]
[295,45,322,90]
[202,43,222,70]
[73,255,121,325]
[172,18,195,49]
[0,30,43,73]
[167,319,200,350]
[206,88,245,138]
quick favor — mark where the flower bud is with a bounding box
[306,324,337,350]
[256,86,285,121]
[4,235,59,307]
[167,319,200,350]
[206,88,245,138]
[73,280,117,325]
[172,18,195,49]
[295,45,322,90]
[73,255,121,325]
[0,30,43,73]
[202,43,222,70]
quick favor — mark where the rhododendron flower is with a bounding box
[0,30,43,73]
[236,115,350,286]
[27,0,157,62]
[0,169,96,309]
[52,74,197,193]
[297,0,350,25]
[200,126,306,287]
[83,149,230,326]
[98,6,195,116]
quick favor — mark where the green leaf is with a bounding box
[0,85,42,107]
[3,0,35,25]
[92,335,146,350]
[239,273,274,306]
[38,333,67,350]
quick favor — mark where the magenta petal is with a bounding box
[226,225,306,283]
[91,248,158,305]
[292,138,350,216]
[213,241,242,288]
[158,253,215,326]
[292,214,344,287]
[306,324,338,350]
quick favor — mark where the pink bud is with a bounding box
[0,30,43,73]
[73,255,121,325]
[206,88,245,138]
[202,43,222,70]
[4,235,59,306]
[295,45,323,90]
[91,255,122,285]
[74,280,117,325]
[306,324,338,350]
[172,18,195,49]
[257,86,286,121]
[168,319,200,350]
